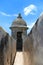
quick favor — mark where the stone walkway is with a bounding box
[13,52,32,65]
[13,52,24,65]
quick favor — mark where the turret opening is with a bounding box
[16,31,23,51]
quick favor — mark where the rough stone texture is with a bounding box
[23,52,33,65]
[23,13,43,65]
[0,27,6,41]
[23,35,33,65]
[32,14,43,65]
[0,27,6,65]
[4,36,16,65]
[0,27,16,65]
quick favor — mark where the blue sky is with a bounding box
[0,0,43,35]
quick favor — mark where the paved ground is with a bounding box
[13,52,32,65]
[13,52,24,65]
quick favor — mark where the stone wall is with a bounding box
[3,35,16,65]
[32,15,43,65]
[23,33,33,65]
[23,14,43,65]
[0,27,6,65]
[0,27,16,65]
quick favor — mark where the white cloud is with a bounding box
[0,11,18,17]
[24,4,37,16]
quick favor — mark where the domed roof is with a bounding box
[11,13,27,27]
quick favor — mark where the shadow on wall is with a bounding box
[0,33,16,65]
[32,15,43,65]
[23,14,43,65]
[23,35,33,65]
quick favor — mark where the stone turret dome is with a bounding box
[10,13,28,39]
[11,13,27,27]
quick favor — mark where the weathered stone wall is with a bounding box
[32,15,43,65]
[23,33,33,65]
[10,37,16,65]
[23,14,43,65]
[0,27,6,65]
[0,27,16,65]
[3,35,16,65]
[23,31,33,65]
[0,27,6,41]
